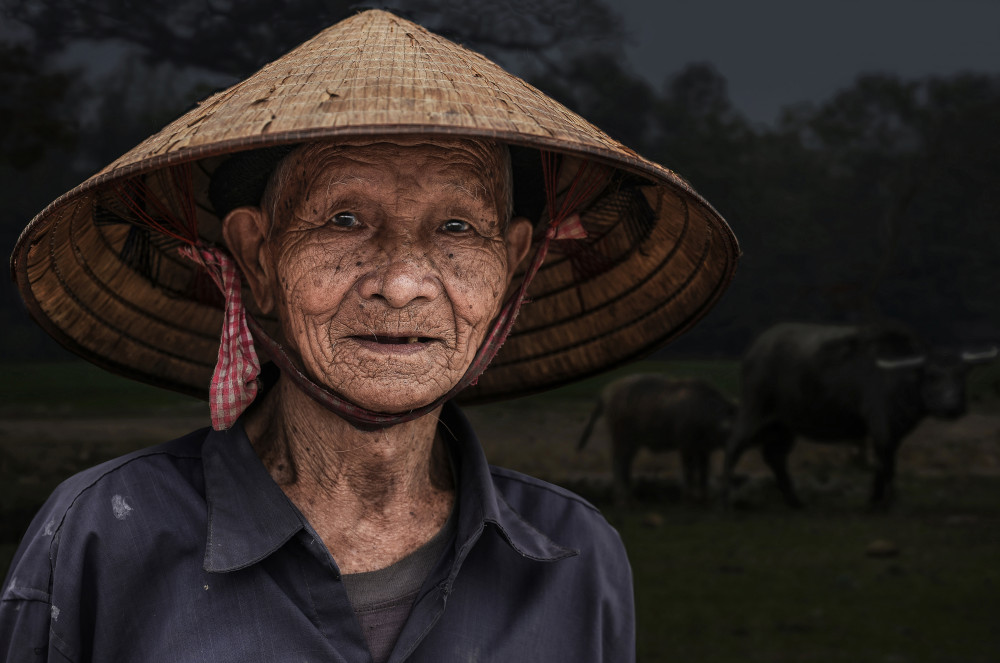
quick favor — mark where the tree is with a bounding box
[794,72,1000,340]
[0,43,78,168]
[0,0,629,359]
[527,53,656,150]
[3,0,623,79]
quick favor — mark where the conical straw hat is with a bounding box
[10,9,738,404]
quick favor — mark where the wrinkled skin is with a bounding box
[221,138,532,573]
[228,138,532,412]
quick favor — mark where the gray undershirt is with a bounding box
[341,508,457,663]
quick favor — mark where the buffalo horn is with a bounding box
[875,356,926,370]
[961,347,998,364]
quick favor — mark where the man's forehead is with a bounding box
[291,137,505,180]
[261,136,513,225]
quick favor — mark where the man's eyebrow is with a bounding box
[320,174,372,195]
[443,179,490,205]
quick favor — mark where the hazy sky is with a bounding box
[614,0,1000,124]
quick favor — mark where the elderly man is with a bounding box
[3,10,737,662]
[227,136,534,572]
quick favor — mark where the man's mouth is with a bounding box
[354,335,434,345]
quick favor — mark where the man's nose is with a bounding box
[357,238,442,308]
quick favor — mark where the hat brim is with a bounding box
[10,9,738,405]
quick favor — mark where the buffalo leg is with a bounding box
[611,437,637,506]
[723,419,783,506]
[850,437,870,468]
[760,428,801,508]
[681,449,709,502]
[722,426,754,507]
[869,438,900,507]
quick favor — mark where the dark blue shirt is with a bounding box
[1,403,635,662]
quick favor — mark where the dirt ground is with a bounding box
[472,400,1000,506]
[468,399,1000,479]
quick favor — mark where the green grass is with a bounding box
[538,358,743,401]
[3,359,1000,661]
[5,356,996,412]
[513,355,1000,406]
[616,476,1000,663]
[0,360,205,416]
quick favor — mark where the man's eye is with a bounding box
[331,212,359,228]
[441,219,470,232]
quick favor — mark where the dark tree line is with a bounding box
[2,0,998,360]
[541,57,1000,352]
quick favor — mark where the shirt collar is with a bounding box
[202,421,304,573]
[439,402,577,564]
[201,402,575,574]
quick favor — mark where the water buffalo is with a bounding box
[722,322,997,508]
[578,374,737,503]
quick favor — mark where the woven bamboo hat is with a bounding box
[11,9,738,405]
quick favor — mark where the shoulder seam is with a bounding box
[42,439,206,565]
[488,465,601,514]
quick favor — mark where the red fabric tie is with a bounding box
[169,152,603,430]
[179,245,261,430]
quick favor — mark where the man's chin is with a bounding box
[314,348,472,409]
[316,373,458,415]
[341,391,449,417]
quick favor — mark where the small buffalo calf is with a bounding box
[578,375,736,504]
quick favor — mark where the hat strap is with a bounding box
[110,163,262,430]
[178,245,262,430]
[237,154,606,430]
[243,207,585,430]
[172,151,604,429]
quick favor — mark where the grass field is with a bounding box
[3,359,1000,662]
[615,480,1000,663]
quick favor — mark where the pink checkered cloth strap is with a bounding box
[176,152,605,430]
[180,207,586,431]
[178,245,261,430]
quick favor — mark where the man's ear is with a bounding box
[504,216,534,283]
[221,206,275,314]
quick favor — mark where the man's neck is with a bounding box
[243,376,455,574]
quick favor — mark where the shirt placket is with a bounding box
[295,528,374,662]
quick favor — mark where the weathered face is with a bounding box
[225,138,532,413]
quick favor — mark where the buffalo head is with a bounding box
[877,346,997,420]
